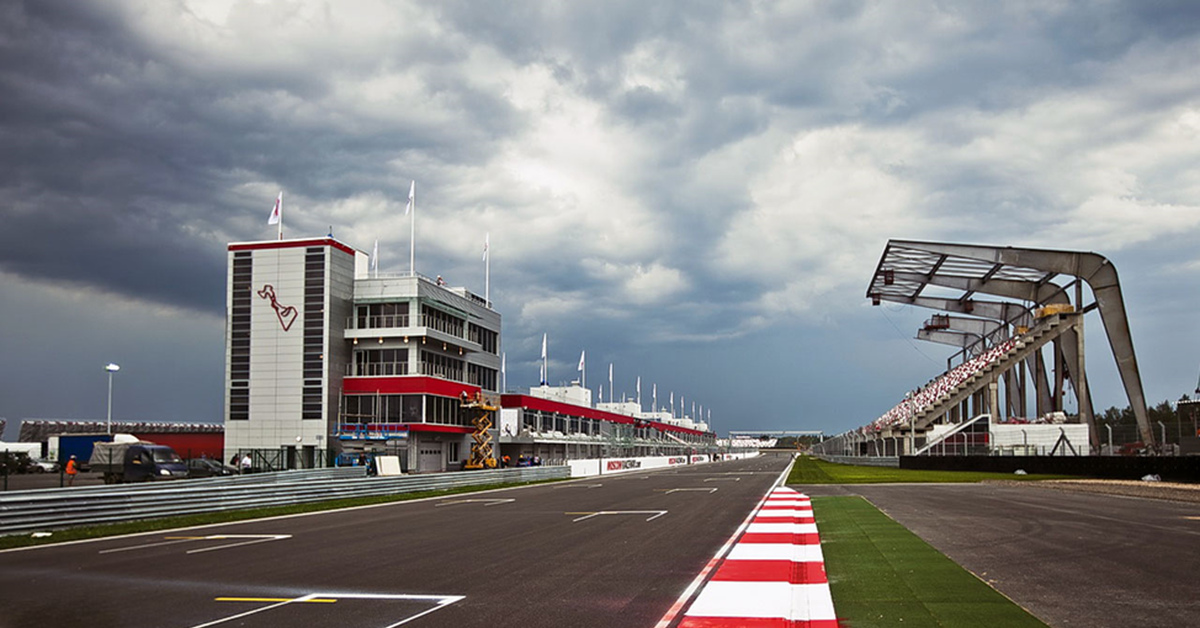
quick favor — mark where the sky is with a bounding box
[2,0,1200,440]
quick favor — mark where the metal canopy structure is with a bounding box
[865,239,1153,449]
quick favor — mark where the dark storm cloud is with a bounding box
[0,0,529,313]
[2,0,1199,430]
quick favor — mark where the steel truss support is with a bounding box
[874,241,1150,447]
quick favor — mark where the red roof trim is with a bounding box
[343,376,482,398]
[499,394,709,437]
[229,238,357,257]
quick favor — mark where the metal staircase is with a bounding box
[910,313,1077,431]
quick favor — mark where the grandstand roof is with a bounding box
[866,240,1060,305]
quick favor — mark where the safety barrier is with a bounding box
[0,465,568,536]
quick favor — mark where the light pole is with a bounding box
[905,391,915,456]
[105,363,120,434]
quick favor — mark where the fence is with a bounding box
[0,465,568,537]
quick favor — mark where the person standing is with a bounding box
[65,455,78,486]
[240,453,252,474]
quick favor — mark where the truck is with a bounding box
[89,440,189,484]
[48,433,114,469]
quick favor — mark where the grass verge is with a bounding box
[813,495,1046,627]
[789,456,1069,484]
[0,479,561,551]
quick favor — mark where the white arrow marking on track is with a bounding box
[571,510,667,522]
[435,498,515,507]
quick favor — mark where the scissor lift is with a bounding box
[460,392,499,470]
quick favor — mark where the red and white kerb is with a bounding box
[677,487,838,627]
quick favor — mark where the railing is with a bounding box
[346,314,411,330]
[345,361,410,377]
[335,423,412,440]
[0,465,568,536]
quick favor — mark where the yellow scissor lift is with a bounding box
[460,391,500,470]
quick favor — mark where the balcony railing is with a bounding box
[345,361,410,377]
[345,313,468,340]
[346,314,412,330]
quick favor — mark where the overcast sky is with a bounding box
[2,0,1199,440]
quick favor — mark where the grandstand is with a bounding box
[817,240,1153,458]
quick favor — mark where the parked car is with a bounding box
[27,458,60,473]
[187,458,237,478]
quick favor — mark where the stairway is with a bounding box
[910,313,1076,431]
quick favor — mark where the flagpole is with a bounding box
[484,232,490,305]
[409,183,415,275]
[578,350,586,390]
[278,191,283,240]
[608,363,613,403]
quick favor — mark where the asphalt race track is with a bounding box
[803,482,1200,628]
[0,455,793,628]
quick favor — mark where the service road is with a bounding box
[803,482,1200,628]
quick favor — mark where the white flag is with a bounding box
[501,352,506,375]
[577,350,585,372]
[405,180,415,215]
[541,333,547,360]
[371,239,379,273]
[482,232,489,261]
[636,376,641,397]
[268,191,282,225]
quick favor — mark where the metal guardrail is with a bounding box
[0,466,568,536]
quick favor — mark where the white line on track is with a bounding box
[190,592,464,628]
[434,498,515,507]
[571,510,668,522]
[663,488,719,494]
[99,534,291,555]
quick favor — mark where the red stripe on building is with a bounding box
[228,237,358,257]
[500,394,710,437]
[343,376,481,398]
[710,560,828,584]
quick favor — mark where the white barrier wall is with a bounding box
[991,423,1089,454]
[568,451,760,477]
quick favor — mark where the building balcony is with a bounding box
[345,361,410,377]
[345,362,491,389]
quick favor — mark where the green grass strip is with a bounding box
[0,479,561,551]
[813,495,1046,628]
[789,456,1069,484]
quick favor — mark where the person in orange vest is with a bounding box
[65,455,78,486]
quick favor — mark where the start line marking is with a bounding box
[99,534,292,555]
[194,592,464,628]
[568,510,668,522]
